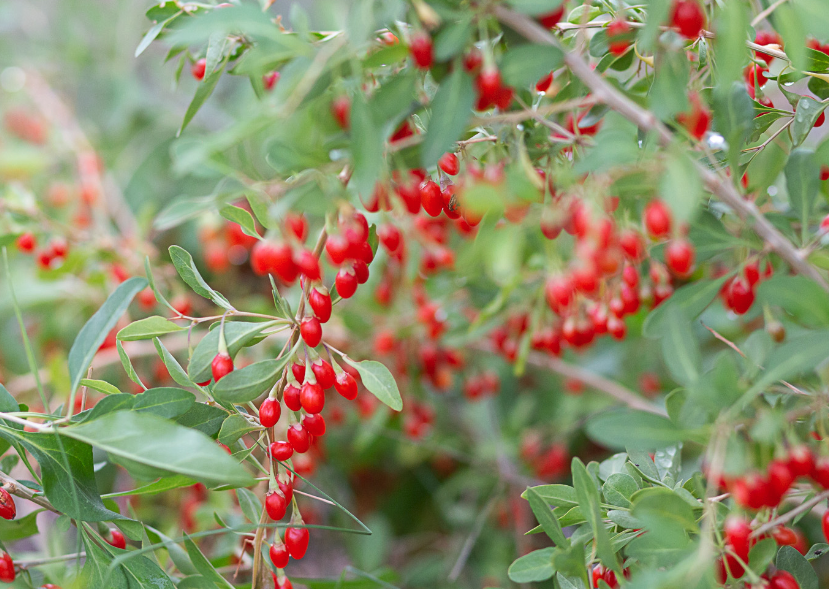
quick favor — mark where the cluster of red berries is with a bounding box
[462,370,500,401]
[325,209,374,303]
[606,20,633,56]
[591,563,629,588]
[198,217,259,273]
[191,55,278,90]
[16,232,70,270]
[669,0,705,39]
[719,515,809,584]
[521,433,570,480]
[718,259,772,315]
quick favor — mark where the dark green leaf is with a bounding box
[168,246,233,310]
[434,18,473,62]
[792,98,827,146]
[218,414,262,446]
[572,457,619,573]
[602,473,638,508]
[507,547,556,583]
[135,12,180,57]
[586,410,694,451]
[220,204,260,239]
[660,307,702,386]
[777,545,819,589]
[785,148,820,243]
[526,486,569,547]
[175,403,228,437]
[523,484,578,509]
[236,487,262,524]
[642,276,730,338]
[757,275,829,326]
[0,509,41,541]
[184,535,235,589]
[350,93,384,199]
[180,57,228,135]
[133,387,195,419]
[499,45,563,89]
[153,338,196,388]
[213,358,287,403]
[421,68,475,168]
[342,358,402,411]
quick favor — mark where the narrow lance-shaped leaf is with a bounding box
[342,358,403,411]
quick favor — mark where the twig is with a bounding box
[448,483,504,581]
[493,7,829,293]
[752,489,829,538]
[16,552,86,567]
[0,471,61,515]
[751,0,789,27]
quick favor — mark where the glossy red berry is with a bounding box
[308,287,332,323]
[263,71,280,90]
[294,249,321,281]
[191,58,206,81]
[671,0,705,39]
[108,529,127,549]
[772,526,799,546]
[311,360,335,389]
[302,413,326,436]
[409,32,433,69]
[283,383,302,412]
[278,476,294,503]
[285,527,310,559]
[644,199,672,238]
[291,362,305,384]
[300,317,322,347]
[724,516,751,561]
[378,224,401,253]
[535,71,554,93]
[420,180,443,217]
[787,446,814,478]
[439,153,459,175]
[270,441,294,462]
[265,491,288,521]
[606,20,632,55]
[823,510,829,544]
[287,423,311,453]
[300,381,325,414]
[211,353,234,382]
[769,570,800,589]
[251,240,297,283]
[0,489,15,522]
[0,553,14,583]
[732,472,769,510]
[665,239,695,277]
[259,398,281,428]
[768,458,795,500]
[16,232,35,253]
[274,574,293,589]
[331,95,351,130]
[325,234,349,265]
[335,268,358,298]
[727,277,755,315]
[334,371,358,400]
[538,5,565,28]
[476,69,502,102]
[270,541,289,568]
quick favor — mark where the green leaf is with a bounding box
[135,12,180,57]
[526,486,569,547]
[168,246,233,310]
[777,5,807,71]
[61,412,254,487]
[777,545,819,589]
[421,68,475,168]
[572,457,619,573]
[660,307,702,386]
[235,487,262,524]
[602,473,638,508]
[433,17,473,61]
[713,82,754,171]
[153,338,196,388]
[184,535,235,589]
[713,1,749,88]
[213,358,287,404]
[179,56,229,135]
[117,316,186,341]
[78,394,136,423]
[748,538,778,574]
[507,547,556,583]
[631,487,697,532]
[220,204,260,239]
[342,358,402,411]
[499,44,563,89]
[117,340,145,388]
[0,509,41,541]
[586,410,693,451]
[0,426,123,522]
[218,414,262,446]
[188,321,274,383]
[738,329,829,409]
[80,379,122,395]
[175,403,228,437]
[363,44,409,69]
[792,98,827,147]
[104,475,196,498]
[68,277,148,396]
[660,149,701,224]
[757,275,829,327]
[642,276,730,338]
[350,93,384,199]
[506,0,563,16]
[523,484,578,509]
[786,148,820,244]
[133,387,196,419]
[804,543,829,560]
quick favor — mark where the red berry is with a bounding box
[352,260,370,284]
[0,553,14,583]
[294,249,321,281]
[16,232,35,253]
[768,459,795,502]
[302,413,326,436]
[439,153,459,175]
[823,511,829,544]
[270,541,289,568]
[420,180,443,217]
[251,240,297,283]
[754,30,781,64]
[538,5,565,28]
[325,235,349,265]
[265,491,287,520]
[270,441,294,462]
[263,71,280,90]
[816,111,826,128]
[665,239,695,277]
[463,48,483,73]
[769,570,800,589]
[606,20,631,56]
[311,360,335,389]
[285,526,310,559]
[0,489,15,521]
[211,353,234,382]
[334,371,358,400]
[409,32,433,69]
[300,381,325,414]
[291,362,305,384]
[335,268,358,298]
[274,574,293,589]
[476,69,502,102]
[108,529,127,549]
[620,230,645,260]
[536,72,554,93]
[278,476,294,503]
[787,446,814,478]
[191,58,206,81]
[287,423,311,453]
[727,277,755,315]
[724,515,751,561]
[300,317,322,347]
[378,224,401,253]
[331,96,351,130]
[772,526,799,546]
[259,398,281,428]
[308,287,332,323]
[283,383,302,411]
[644,199,672,238]
[671,0,705,39]
[732,473,770,510]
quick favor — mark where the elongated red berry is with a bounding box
[284,212,308,242]
[285,527,310,559]
[191,58,206,81]
[269,441,294,462]
[644,199,672,238]
[16,233,35,253]
[274,574,293,589]
[727,277,755,315]
[260,398,281,428]
[211,353,234,382]
[107,529,126,549]
[671,0,705,39]
[378,224,401,253]
[335,268,358,298]
[287,423,311,453]
[665,239,695,277]
[409,32,433,69]
[769,570,799,589]
[823,511,829,544]
[270,540,290,568]
[606,19,632,55]
[300,317,322,347]
[0,489,15,521]
[772,526,798,546]
[263,71,280,90]
[294,249,321,281]
[420,180,443,217]
[278,476,294,503]
[308,287,332,323]
[536,72,554,93]
[265,491,288,521]
[439,153,459,175]
[334,371,358,400]
[300,381,325,414]
[291,362,305,384]
[332,96,351,130]
[311,360,335,389]
[724,516,751,561]
[251,240,297,283]
[538,5,565,28]
[303,413,326,436]
[0,553,14,583]
[283,383,302,411]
